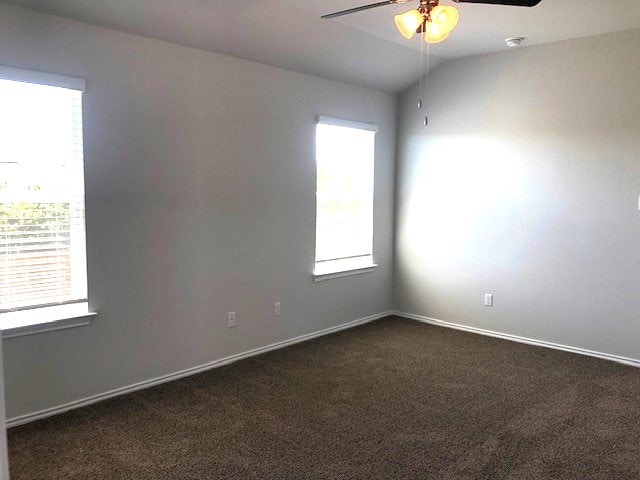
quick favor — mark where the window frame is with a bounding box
[0,66,95,337]
[312,115,378,282]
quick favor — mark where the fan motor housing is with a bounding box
[419,0,440,14]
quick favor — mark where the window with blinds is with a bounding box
[0,72,88,313]
[314,116,377,277]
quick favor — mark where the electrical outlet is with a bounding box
[484,294,493,307]
[273,302,281,317]
[227,311,236,328]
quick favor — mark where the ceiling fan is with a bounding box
[322,0,542,44]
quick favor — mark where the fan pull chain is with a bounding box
[418,24,424,110]
[424,40,430,126]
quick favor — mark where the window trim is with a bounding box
[313,115,377,281]
[1,303,96,339]
[316,115,378,133]
[313,259,378,282]
[0,66,86,91]
[0,65,92,334]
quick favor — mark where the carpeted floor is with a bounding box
[8,316,640,479]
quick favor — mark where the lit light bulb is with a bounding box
[394,9,424,40]
[429,5,459,34]
[424,21,450,44]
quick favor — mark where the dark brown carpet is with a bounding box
[8,316,640,479]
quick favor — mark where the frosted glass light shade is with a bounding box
[424,21,450,44]
[394,9,424,39]
[429,5,459,34]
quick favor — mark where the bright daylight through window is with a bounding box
[0,71,89,328]
[314,116,377,279]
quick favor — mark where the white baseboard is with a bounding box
[394,311,640,369]
[7,310,392,428]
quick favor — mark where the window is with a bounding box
[314,116,377,280]
[0,67,90,328]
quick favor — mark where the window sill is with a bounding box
[1,303,96,339]
[313,259,378,282]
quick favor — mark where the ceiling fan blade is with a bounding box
[322,0,411,19]
[454,0,542,6]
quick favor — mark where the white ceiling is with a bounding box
[4,0,640,92]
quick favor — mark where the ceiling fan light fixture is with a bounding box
[429,5,459,34]
[394,9,424,39]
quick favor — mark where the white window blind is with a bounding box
[314,116,376,275]
[0,72,88,313]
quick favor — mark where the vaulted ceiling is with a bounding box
[4,0,640,92]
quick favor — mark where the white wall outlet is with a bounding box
[227,311,236,328]
[273,302,281,317]
[484,294,494,307]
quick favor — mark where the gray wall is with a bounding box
[395,29,640,360]
[0,4,396,420]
